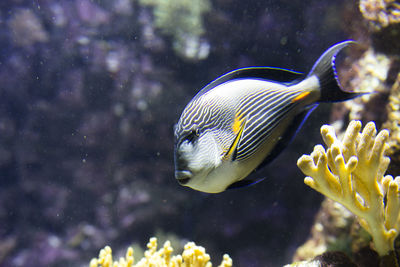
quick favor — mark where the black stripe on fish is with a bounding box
[255,104,318,170]
[233,89,301,161]
[236,103,295,161]
[227,105,318,190]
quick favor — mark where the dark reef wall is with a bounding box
[291,1,400,265]
[0,0,366,266]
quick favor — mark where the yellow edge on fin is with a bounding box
[232,113,243,134]
[291,91,310,103]
[224,117,246,160]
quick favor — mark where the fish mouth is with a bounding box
[175,170,192,185]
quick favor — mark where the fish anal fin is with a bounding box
[227,176,267,190]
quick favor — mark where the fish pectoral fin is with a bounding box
[224,117,246,161]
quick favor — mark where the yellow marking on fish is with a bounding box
[232,113,244,134]
[291,91,310,103]
[224,117,246,160]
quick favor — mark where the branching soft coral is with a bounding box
[297,120,400,256]
[89,237,232,267]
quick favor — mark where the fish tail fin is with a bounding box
[308,40,364,103]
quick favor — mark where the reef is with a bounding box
[333,48,391,125]
[1,0,398,266]
[382,74,400,173]
[292,198,357,261]
[138,0,211,60]
[359,0,400,53]
[90,237,232,267]
[296,120,400,264]
[331,0,400,180]
[7,8,49,47]
[359,0,400,30]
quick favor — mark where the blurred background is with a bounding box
[0,0,388,266]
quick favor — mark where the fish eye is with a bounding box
[184,129,200,143]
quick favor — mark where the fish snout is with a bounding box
[174,151,193,185]
[175,170,192,185]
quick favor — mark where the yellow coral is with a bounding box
[89,237,233,267]
[297,120,400,256]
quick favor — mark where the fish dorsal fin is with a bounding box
[193,67,304,100]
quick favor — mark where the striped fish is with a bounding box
[174,41,363,193]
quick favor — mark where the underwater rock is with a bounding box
[292,198,356,261]
[7,9,49,47]
[287,251,358,267]
[332,48,391,127]
[76,0,110,27]
[359,0,400,53]
[359,0,400,30]
[331,0,400,129]
[383,73,400,174]
[0,237,16,265]
[138,0,211,61]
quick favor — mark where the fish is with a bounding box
[174,40,363,193]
